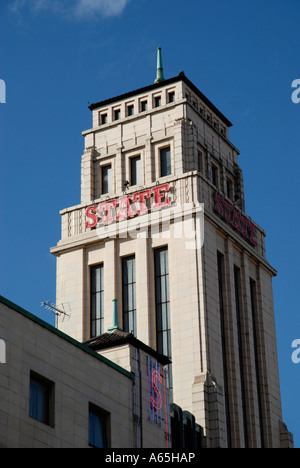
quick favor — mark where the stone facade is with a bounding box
[0,296,169,448]
[51,72,293,448]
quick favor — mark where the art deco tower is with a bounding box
[51,50,293,448]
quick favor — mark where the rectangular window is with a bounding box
[101,164,112,194]
[89,403,109,448]
[211,164,218,187]
[91,264,104,337]
[113,108,121,121]
[99,113,108,125]
[250,279,264,448]
[168,91,175,103]
[217,252,231,448]
[160,147,171,177]
[127,104,134,116]
[130,156,141,186]
[234,267,249,448]
[122,256,136,336]
[227,178,233,200]
[29,371,54,427]
[140,100,148,112]
[154,247,172,398]
[154,96,161,108]
[198,150,203,174]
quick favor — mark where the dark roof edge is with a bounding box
[88,72,233,128]
[0,295,134,380]
[85,332,171,366]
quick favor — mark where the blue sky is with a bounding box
[0,0,299,447]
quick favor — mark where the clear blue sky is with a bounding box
[0,0,299,447]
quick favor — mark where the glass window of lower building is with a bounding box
[91,264,104,338]
[89,403,109,448]
[122,255,136,336]
[29,371,55,427]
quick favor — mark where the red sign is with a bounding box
[213,191,258,247]
[85,184,171,229]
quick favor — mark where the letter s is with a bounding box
[291,80,300,104]
[291,339,300,364]
[85,205,98,229]
[151,370,162,410]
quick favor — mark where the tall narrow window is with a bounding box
[91,264,104,338]
[154,247,172,398]
[217,252,231,448]
[130,156,141,186]
[122,256,136,336]
[29,371,54,427]
[89,403,109,448]
[198,150,203,174]
[250,279,264,448]
[101,165,112,194]
[160,147,171,177]
[212,164,218,187]
[234,267,249,448]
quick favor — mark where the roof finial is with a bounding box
[107,299,122,334]
[155,47,165,84]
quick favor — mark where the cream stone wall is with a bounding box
[0,298,168,448]
[51,74,293,448]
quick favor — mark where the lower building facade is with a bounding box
[0,295,202,449]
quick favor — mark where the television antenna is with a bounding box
[41,301,70,320]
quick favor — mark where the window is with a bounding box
[160,147,171,177]
[140,100,148,112]
[91,264,104,337]
[227,178,233,200]
[154,95,161,108]
[198,150,203,174]
[99,113,108,125]
[154,247,172,398]
[211,164,218,187]
[234,267,249,448]
[217,253,231,448]
[101,164,112,194]
[29,371,54,426]
[89,403,109,448]
[122,256,136,336]
[250,279,264,448]
[113,108,121,121]
[168,91,175,103]
[130,156,141,186]
[127,104,134,116]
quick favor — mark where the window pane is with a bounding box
[29,373,53,426]
[102,165,112,194]
[91,265,104,338]
[89,407,108,448]
[160,147,171,177]
[130,156,141,186]
[122,256,136,336]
